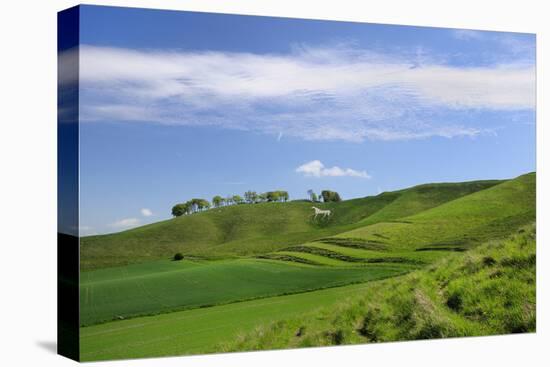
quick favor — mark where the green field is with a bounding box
[80,224,536,361]
[80,258,410,326]
[80,281,391,360]
[224,223,536,352]
[79,173,536,361]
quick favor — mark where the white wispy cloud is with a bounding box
[74,43,535,142]
[140,208,153,217]
[110,218,141,228]
[451,29,535,57]
[296,160,371,178]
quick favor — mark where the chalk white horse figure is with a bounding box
[311,206,331,219]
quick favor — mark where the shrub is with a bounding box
[295,326,306,337]
[328,329,344,345]
[482,256,496,267]
[414,321,447,340]
[358,309,379,341]
[446,292,463,312]
[173,253,184,261]
[501,254,536,268]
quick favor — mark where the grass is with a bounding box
[79,281,398,361]
[337,173,535,251]
[222,223,536,352]
[357,179,503,226]
[78,173,535,361]
[257,173,534,270]
[80,258,410,326]
[80,224,535,361]
[80,179,502,269]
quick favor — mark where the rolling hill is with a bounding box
[261,172,535,267]
[223,223,536,352]
[79,173,534,325]
[80,178,504,269]
[80,221,536,361]
[78,172,536,360]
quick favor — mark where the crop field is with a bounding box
[78,173,536,361]
[80,258,410,326]
[80,281,392,361]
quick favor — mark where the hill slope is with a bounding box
[249,173,535,268]
[223,223,536,352]
[81,179,502,269]
[80,222,536,361]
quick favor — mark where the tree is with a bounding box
[264,190,289,202]
[307,189,318,202]
[233,195,244,205]
[189,199,199,213]
[258,193,268,203]
[171,203,187,217]
[266,191,280,202]
[212,195,223,208]
[173,197,212,216]
[321,190,342,203]
[198,199,210,211]
[182,201,192,215]
[189,198,210,212]
[173,253,184,261]
[244,190,258,204]
[280,191,289,202]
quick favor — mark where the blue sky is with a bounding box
[74,5,536,235]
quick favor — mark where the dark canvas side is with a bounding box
[57,5,80,362]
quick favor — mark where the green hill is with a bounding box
[80,220,536,361]
[78,172,535,360]
[343,172,535,249]
[262,173,535,267]
[81,178,503,269]
[222,223,536,352]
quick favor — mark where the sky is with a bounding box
[72,5,536,235]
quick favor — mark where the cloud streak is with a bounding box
[75,43,535,142]
[110,218,141,229]
[141,208,153,217]
[452,29,536,60]
[296,160,371,178]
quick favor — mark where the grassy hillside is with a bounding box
[223,223,536,352]
[357,180,503,226]
[257,173,535,268]
[341,172,535,249]
[80,223,536,361]
[79,173,534,326]
[81,179,502,269]
[78,173,535,360]
[80,259,410,326]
